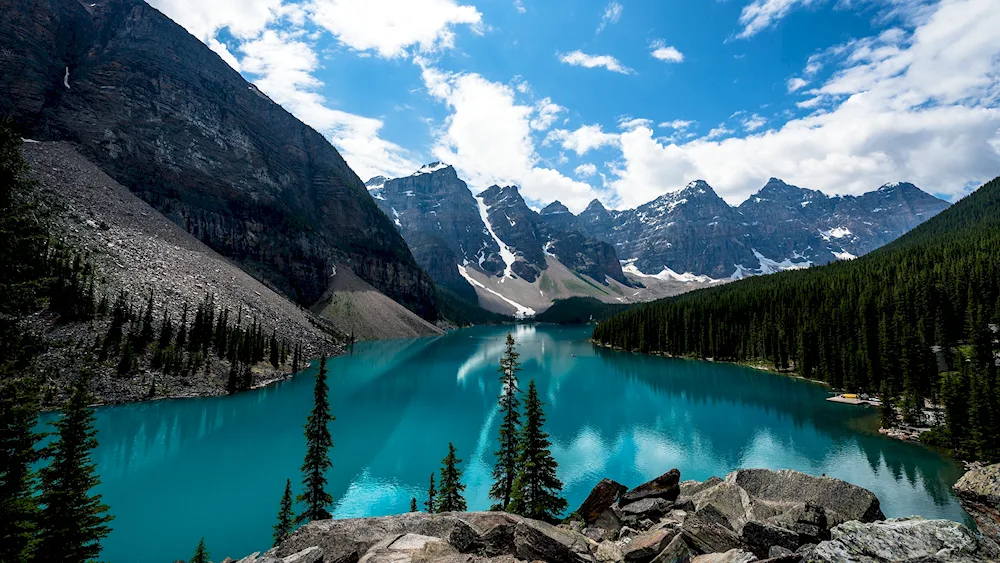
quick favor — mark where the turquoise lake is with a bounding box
[40,324,969,563]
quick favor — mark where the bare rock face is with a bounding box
[577,478,628,525]
[726,469,885,525]
[622,469,682,505]
[807,517,993,563]
[0,0,436,319]
[953,462,1000,552]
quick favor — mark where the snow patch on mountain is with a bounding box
[413,162,449,176]
[621,260,722,284]
[457,265,535,318]
[833,250,857,260]
[820,227,852,240]
[752,249,812,275]
[476,196,517,280]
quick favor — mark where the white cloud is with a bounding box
[418,62,599,210]
[558,51,634,74]
[514,0,526,13]
[575,163,598,177]
[530,98,566,131]
[649,40,684,63]
[610,0,1000,208]
[596,2,624,33]
[307,0,483,58]
[787,77,809,92]
[545,124,620,156]
[741,114,768,131]
[618,117,654,130]
[659,120,695,130]
[240,31,418,180]
[705,125,735,140]
[735,0,821,39]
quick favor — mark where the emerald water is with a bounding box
[40,325,968,562]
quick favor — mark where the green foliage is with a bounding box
[436,443,466,513]
[508,380,567,522]
[435,285,512,326]
[534,297,630,324]
[0,378,44,562]
[594,175,1000,461]
[37,372,114,563]
[297,356,334,523]
[273,479,294,547]
[189,537,209,563]
[490,333,522,511]
[409,497,417,512]
[425,473,436,513]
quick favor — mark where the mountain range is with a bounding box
[368,166,949,316]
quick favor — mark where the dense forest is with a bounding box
[534,297,631,324]
[594,176,1000,462]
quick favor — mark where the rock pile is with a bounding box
[228,467,999,563]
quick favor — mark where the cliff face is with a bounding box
[0,0,436,319]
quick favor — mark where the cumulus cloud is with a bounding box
[240,31,419,180]
[741,114,767,131]
[530,98,566,131]
[545,125,620,156]
[418,61,599,210]
[575,163,598,177]
[597,2,624,33]
[609,0,1000,208]
[618,117,654,130]
[659,120,695,130]
[787,77,809,92]
[307,0,483,58]
[649,40,684,63]
[558,51,634,74]
[734,0,821,39]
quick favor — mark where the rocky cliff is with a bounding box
[0,0,436,319]
[228,467,997,563]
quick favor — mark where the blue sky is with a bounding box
[149,0,1000,211]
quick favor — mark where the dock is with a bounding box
[826,394,881,406]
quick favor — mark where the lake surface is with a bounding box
[40,324,969,563]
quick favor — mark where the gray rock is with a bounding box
[681,478,725,498]
[594,508,623,539]
[682,510,749,555]
[691,549,758,563]
[953,462,1000,553]
[727,469,884,524]
[579,480,631,525]
[808,517,991,563]
[693,505,736,531]
[624,526,682,563]
[596,540,625,563]
[480,523,516,557]
[624,469,682,505]
[282,546,323,563]
[513,520,596,563]
[651,534,693,563]
[583,527,608,541]
[448,519,484,553]
[741,521,800,558]
[692,482,754,533]
[767,546,793,558]
[624,498,674,520]
[766,503,830,544]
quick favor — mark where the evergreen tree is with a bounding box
[435,443,466,513]
[189,537,209,563]
[0,378,44,563]
[879,380,896,429]
[273,479,294,547]
[409,497,418,512]
[490,332,522,511]
[508,380,567,523]
[296,356,334,523]
[37,372,114,563]
[424,473,436,513]
[270,330,280,369]
[292,343,301,373]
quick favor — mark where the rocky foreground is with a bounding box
[223,465,1000,563]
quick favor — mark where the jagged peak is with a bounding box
[365,175,388,189]
[411,162,452,176]
[878,181,916,191]
[583,198,608,213]
[541,200,571,215]
[673,179,719,199]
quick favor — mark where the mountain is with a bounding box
[0,0,436,320]
[553,178,950,279]
[368,164,642,317]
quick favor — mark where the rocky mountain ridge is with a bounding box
[227,465,1000,563]
[1,0,437,321]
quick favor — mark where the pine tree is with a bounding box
[273,479,294,547]
[0,378,44,563]
[436,443,466,513]
[490,332,522,511]
[424,473,436,513]
[409,497,418,512]
[297,356,334,523]
[270,330,280,369]
[292,343,301,373]
[37,372,114,563]
[189,537,209,563]
[879,380,896,429]
[508,380,567,523]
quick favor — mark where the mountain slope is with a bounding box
[0,0,436,319]
[594,176,1000,458]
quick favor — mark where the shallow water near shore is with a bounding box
[39,324,969,563]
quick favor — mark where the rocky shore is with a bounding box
[222,465,1000,563]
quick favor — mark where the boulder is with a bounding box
[578,479,629,524]
[767,546,793,559]
[953,462,1000,552]
[726,469,884,524]
[593,508,623,540]
[596,540,624,563]
[740,521,800,558]
[512,520,596,563]
[690,549,758,563]
[809,517,992,563]
[692,482,754,533]
[623,525,682,563]
[651,534,693,563]
[624,498,674,525]
[358,533,457,563]
[682,511,748,555]
[692,505,736,531]
[448,519,484,553]
[624,469,682,505]
[480,523,516,556]
[766,503,830,545]
[282,547,324,563]
[680,477,724,498]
